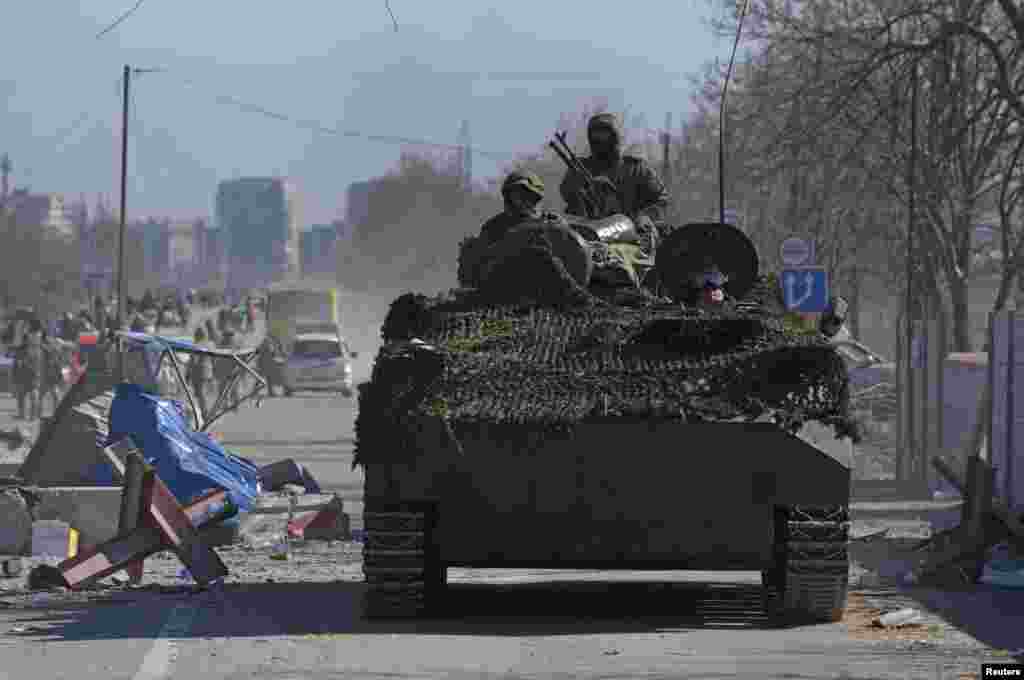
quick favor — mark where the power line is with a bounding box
[384,0,399,32]
[96,0,150,39]
[165,73,519,160]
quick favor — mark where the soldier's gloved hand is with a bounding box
[635,214,655,234]
[635,214,658,250]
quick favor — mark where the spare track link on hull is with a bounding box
[767,504,850,624]
[362,505,442,618]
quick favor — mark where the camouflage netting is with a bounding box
[354,274,859,467]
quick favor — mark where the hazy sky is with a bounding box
[2,1,731,226]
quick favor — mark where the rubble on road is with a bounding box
[873,607,923,627]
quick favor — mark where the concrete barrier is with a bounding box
[31,486,124,548]
[0,489,33,554]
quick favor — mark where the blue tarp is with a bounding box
[104,383,260,512]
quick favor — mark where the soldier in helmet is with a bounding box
[478,171,566,247]
[461,170,572,289]
[558,112,670,244]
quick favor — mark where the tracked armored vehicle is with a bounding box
[355,219,857,623]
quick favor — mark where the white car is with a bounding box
[282,332,356,397]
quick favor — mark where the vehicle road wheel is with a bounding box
[362,500,443,619]
[770,504,849,624]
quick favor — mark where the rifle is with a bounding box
[549,131,605,219]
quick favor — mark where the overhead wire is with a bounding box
[384,0,399,32]
[165,73,520,160]
[95,0,150,39]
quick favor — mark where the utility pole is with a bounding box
[661,113,672,187]
[457,120,472,191]
[113,64,162,379]
[903,61,919,485]
[0,153,11,206]
[116,64,130,380]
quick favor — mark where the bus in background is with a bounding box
[265,284,340,353]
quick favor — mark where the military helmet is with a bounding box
[501,171,545,199]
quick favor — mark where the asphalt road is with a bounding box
[0,302,1019,679]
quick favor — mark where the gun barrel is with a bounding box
[548,141,574,169]
[554,134,594,182]
[551,132,602,218]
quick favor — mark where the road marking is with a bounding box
[131,600,198,680]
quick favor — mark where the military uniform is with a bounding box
[558,113,670,230]
[557,114,670,290]
[478,210,567,247]
[477,171,557,245]
[463,171,568,288]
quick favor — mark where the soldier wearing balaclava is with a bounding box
[558,112,670,242]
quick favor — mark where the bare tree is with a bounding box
[709,0,1024,351]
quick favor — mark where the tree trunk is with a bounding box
[949,276,972,352]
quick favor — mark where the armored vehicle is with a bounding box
[355,221,857,623]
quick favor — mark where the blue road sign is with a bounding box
[781,267,829,313]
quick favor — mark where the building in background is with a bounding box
[334,218,353,245]
[301,224,338,277]
[166,220,197,286]
[134,218,170,283]
[345,181,373,235]
[195,221,225,287]
[216,177,301,293]
[5,190,74,240]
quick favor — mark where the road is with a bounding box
[0,303,1019,679]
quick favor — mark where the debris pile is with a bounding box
[0,330,343,592]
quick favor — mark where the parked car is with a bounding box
[282,332,357,397]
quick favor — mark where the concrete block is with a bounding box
[197,521,240,547]
[259,459,321,493]
[31,486,124,548]
[0,490,33,555]
[287,496,351,541]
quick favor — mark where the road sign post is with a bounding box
[781,267,829,313]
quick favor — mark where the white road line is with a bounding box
[131,600,199,680]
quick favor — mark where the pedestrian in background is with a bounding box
[40,333,67,416]
[187,326,215,426]
[246,298,257,334]
[258,335,284,397]
[215,329,241,411]
[14,325,45,420]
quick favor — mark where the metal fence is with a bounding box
[847,300,948,498]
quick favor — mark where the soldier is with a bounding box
[478,171,565,246]
[558,113,670,244]
[460,171,573,289]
